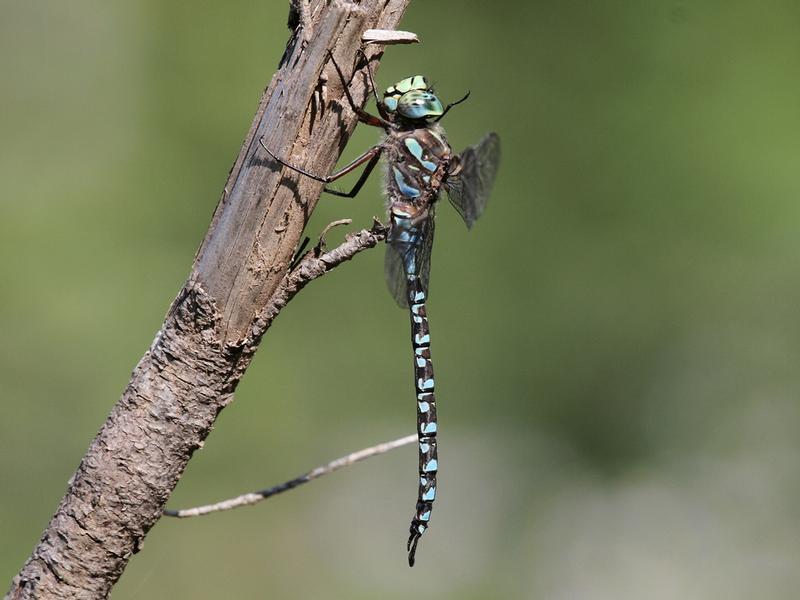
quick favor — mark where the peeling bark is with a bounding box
[6,1,409,598]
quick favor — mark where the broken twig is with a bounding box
[362,28,419,45]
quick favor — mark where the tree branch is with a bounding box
[6,1,410,598]
[163,433,416,518]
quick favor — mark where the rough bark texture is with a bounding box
[6,1,409,598]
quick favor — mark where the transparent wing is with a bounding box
[445,132,501,229]
[416,210,435,298]
[384,242,409,308]
[384,210,436,308]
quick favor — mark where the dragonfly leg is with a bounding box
[259,137,382,188]
[323,148,382,198]
[327,50,393,130]
[355,48,392,122]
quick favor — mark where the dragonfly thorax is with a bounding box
[385,128,452,205]
[383,75,443,123]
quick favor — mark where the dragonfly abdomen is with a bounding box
[406,277,438,567]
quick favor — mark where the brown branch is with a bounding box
[164,433,416,518]
[6,1,410,598]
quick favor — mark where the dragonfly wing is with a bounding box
[384,208,436,308]
[416,208,435,299]
[445,132,501,229]
[385,242,410,308]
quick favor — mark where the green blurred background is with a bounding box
[3,1,800,598]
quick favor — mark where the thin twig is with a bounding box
[164,434,416,518]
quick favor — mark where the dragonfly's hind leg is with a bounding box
[259,138,382,198]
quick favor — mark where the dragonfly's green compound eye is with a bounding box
[383,75,442,121]
[397,90,443,121]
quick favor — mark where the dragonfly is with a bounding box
[260,51,500,566]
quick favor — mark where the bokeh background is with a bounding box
[3,1,800,598]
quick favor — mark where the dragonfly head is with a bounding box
[383,75,443,123]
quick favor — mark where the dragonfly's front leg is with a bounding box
[327,50,394,130]
[259,139,383,198]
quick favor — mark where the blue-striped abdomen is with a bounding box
[405,277,438,566]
